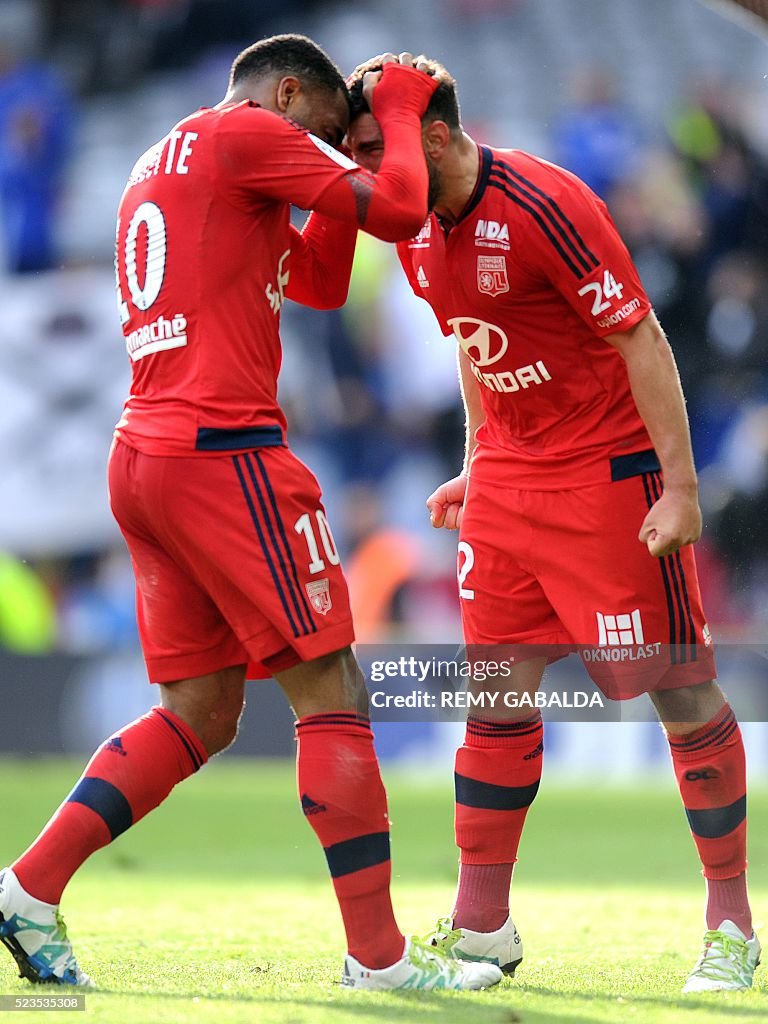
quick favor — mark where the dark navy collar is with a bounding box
[436,143,493,235]
[459,144,493,223]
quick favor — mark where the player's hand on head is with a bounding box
[361,50,437,110]
[638,487,702,558]
[427,472,469,530]
[361,52,397,107]
[396,52,434,73]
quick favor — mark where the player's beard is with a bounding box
[426,155,442,211]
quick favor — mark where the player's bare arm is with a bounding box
[607,310,702,559]
[427,348,485,530]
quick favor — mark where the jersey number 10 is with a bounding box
[117,201,167,325]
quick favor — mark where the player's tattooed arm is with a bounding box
[333,57,437,240]
[346,173,374,227]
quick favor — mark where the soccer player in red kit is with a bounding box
[0,39,501,993]
[346,57,760,993]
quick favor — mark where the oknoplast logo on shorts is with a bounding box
[582,609,662,662]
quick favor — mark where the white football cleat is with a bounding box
[682,920,761,993]
[428,916,523,976]
[342,936,502,990]
[0,868,93,987]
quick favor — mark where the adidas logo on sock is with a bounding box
[301,793,327,816]
[104,736,128,757]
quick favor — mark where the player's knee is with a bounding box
[653,679,723,732]
[307,645,354,674]
[160,676,245,755]
[276,646,369,717]
[201,706,242,755]
[161,702,242,756]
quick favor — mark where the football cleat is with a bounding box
[682,920,761,993]
[341,936,502,990]
[427,916,523,976]
[0,868,93,987]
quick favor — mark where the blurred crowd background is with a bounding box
[1,0,768,768]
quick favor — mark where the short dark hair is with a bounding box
[347,56,461,131]
[230,34,348,99]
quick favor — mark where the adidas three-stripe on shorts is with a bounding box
[458,464,715,700]
[108,439,354,682]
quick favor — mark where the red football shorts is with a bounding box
[108,439,354,683]
[458,468,716,700]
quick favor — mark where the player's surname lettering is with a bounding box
[127,130,199,188]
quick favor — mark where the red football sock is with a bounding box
[295,712,404,970]
[453,713,542,932]
[452,862,514,933]
[13,707,207,905]
[668,703,751,936]
[706,874,752,936]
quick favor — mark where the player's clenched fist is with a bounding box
[638,487,702,558]
[427,472,469,530]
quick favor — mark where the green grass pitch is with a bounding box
[0,756,765,1024]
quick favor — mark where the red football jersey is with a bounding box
[114,102,367,455]
[396,146,654,489]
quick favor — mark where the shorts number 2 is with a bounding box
[457,541,475,600]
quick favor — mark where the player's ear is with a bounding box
[275,75,302,113]
[423,120,450,160]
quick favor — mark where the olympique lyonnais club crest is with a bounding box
[477,255,509,296]
[305,578,332,616]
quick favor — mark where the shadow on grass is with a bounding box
[81,985,542,1024]
[80,980,768,1024]
[8,969,764,1024]
[521,983,767,1018]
